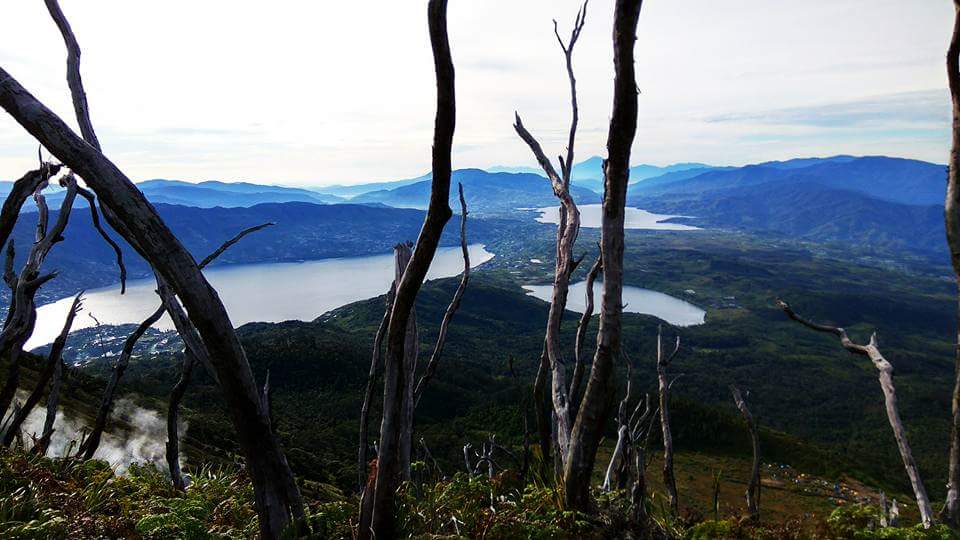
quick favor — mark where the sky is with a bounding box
[0,0,953,187]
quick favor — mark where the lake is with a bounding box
[26,244,494,350]
[522,280,706,327]
[532,204,700,230]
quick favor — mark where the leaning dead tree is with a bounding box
[943,0,960,526]
[562,0,643,511]
[360,1,456,537]
[1,293,81,449]
[777,299,933,528]
[657,326,681,514]
[79,223,271,462]
[1,2,306,535]
[730,385,760,521]
[513,0,588,467]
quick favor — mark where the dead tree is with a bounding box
[943,0,960,526]
[167,350,196,490]
[777,299,933,528]
[0,173,78,420]
[1,7,305,535]
[629,394,657,526]
[80,223,271,462]
[602,353,633,492]
[358,284,394,493]
[396,242,419,482]
[1,293,82,449]
[656,327,681,514]
[361,1,456,537]
[513,1,588,465]
[730,385,760,521]
[562,0,643,511]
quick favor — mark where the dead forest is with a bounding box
[0,0,958,538]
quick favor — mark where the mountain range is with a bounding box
[628,155,948,254]
[351,168,600,214]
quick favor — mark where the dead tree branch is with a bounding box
[358,283,394,493]
[0,174,78,420]
[570,253,601,409]
[79,223,272,461]
[414,182,470,405]
[730,385,760,521]
[166,350,196,490]
[777,299,933,527]
[1,293,82,448]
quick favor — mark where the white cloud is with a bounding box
[0,0,953,185]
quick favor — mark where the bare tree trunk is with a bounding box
[944,0,960,527]
[657,328,681,514]
[36,344,64,455]
[2,293,81,448]
[358,285,393,493]
[778,300,934,528]
[731,385,760,520]
[395,242,419,482]
[512,0,588,461]
[363,2,455,537]
[0,175,77,421]
[563,0,643,511]
[533,349,553,467]
[167,350,196,490]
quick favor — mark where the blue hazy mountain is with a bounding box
[487,157,714,194]
[307,177,428,199]
[3,178,346,211]
[629,155,948,254]
[630,156,945,206]
[136,179,345,207]
[352,168,600,214]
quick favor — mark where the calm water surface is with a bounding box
[27,244,493,350]
[522,280,706,327]
[533,204,700,230]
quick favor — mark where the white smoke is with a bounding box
[15,392,187,475]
